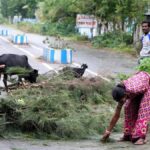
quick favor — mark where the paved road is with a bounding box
[0,25,138,80]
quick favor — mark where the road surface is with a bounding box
[0,134,149,150]
[0,25,138,81]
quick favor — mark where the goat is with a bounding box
[62,64,88,78]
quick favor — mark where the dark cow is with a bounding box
[0,54,38,91]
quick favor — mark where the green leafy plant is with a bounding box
[136,58,150,73]
[117,73,130,81]
[92,31,133,49]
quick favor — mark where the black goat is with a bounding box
[62,64,88,78]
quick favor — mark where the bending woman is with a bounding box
[101,71,150,145]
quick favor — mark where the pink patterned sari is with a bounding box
[123,71,150,141]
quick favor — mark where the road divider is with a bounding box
[0,29,9,36]
[43,48,72,64]
[11,34,28,45]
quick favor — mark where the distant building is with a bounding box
[13,15,38,24]
[22,18,38,24]
[76,14,98,39]
[13,15,22,23]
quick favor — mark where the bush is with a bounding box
[0,15,8,24]
[117,73,130,81]
[136,57,150,73]
[75,34,89,41]
[92,31,133,49]
[15,17,76,36]
[41,17,76,36]
[17,22,42,34]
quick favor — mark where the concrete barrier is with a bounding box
[43,48,72,64]
[0,29,9,36]
[11,34,28,44]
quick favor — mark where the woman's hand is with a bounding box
[101,130,111,142]
[101,102,123,143]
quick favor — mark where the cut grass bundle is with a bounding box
[0,74,121,139]
[6,67,31,75]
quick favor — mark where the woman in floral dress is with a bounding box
[101,71,150,145]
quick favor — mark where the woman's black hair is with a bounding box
[112,84,126,102]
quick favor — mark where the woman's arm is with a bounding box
[101,102,123,142]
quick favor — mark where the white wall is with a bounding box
[78,27,97,39]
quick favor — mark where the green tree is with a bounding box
[1,0,8,18]
[1,0,41,18]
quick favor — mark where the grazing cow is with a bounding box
[62,64,88,78]
[0,54,38,91]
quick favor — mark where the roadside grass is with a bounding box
[112,45,135,55]
[92,31,136,55]
[0,73,123,140]
[16,22,42,34]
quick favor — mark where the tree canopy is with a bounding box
[36,0,148,30]
[0,0,42,18]
[0,0,149,31]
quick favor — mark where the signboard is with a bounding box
[76,14,97,28]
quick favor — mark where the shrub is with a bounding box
[0,15,8,24]
[92,31,133,48]
[117,73,130,81]
[17,22,42,34]
[136,57,150,73]
[75,34,89,41]
[41,17,76,36]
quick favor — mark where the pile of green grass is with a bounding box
[0,74,122,139]
[6,67,31,75]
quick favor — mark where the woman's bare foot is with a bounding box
[134,138,146,145]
